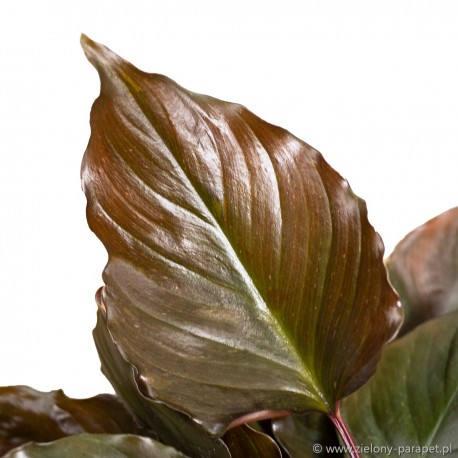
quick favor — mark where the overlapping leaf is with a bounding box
[0,386,146,456]
[387,207,458,334]
[223,424,282,457]
[341,310,458,456]
[81,35,402,435]
[272,412,341,457]
[2,434,187,458]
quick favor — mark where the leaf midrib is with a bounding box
[108,65,326,407]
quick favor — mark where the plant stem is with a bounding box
[227,409,290,430]
[328,401,361,458]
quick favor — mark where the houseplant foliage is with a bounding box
[266,211,458,458]
[80,33,401,454]
[0,386,149,456]
[341,309,458,456]
[340,207,458,457]
[385,207,458,335]
[1,37,457,457]
[3,434,188,458]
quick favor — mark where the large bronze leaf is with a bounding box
[386,207,458,334]
[81,35,402,435]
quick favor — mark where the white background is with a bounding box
[1,1,457,398]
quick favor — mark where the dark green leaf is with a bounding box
[81,35,402,435]
[387,207,458,334]
[341,310,458,456]
[0,386,145,456]
[93,309,231,458]
[2,434,187,458]
[223,424,282,457]
[272,412,341,457]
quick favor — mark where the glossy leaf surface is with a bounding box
[342,310,458,456]
[272,412,341,457]
[95,309,282,457]
[81,35,401,434]
[2,434,187,458]
[93,309,231,458]
[0,386,145,456]
[387,207,458,334]
[95,303,280,457]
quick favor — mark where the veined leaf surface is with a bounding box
[341,310,458,456]
[93,308,232,458]
[94,307,282,457]
[81,35,401,435]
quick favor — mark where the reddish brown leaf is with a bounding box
[387,207,458,334]
[81,35,402,436]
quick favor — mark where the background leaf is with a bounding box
[2,434,187,458]
[341,310,458,457]
[223,424,282,458]
[82,35,401,434]
[386,207,458,334]
[0,386,145,456]
[272,412,341,457]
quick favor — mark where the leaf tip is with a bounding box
[80,33,98,61]
[80,33,91,48]
[80,34,123,75]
